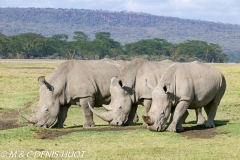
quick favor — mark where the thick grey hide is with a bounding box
[21,59,127,128]
[144,61,226,132]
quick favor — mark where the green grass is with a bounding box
[1,61,240,160]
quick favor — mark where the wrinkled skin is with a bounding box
[89,59,171,125]
[20,59,126,128]
[90,59,206,126]
[33,80,60,127]
[103,77,134,126]
[143,62,226,132]
[88,76,137,126]
[143,86,172,131]
[20,76,60,128]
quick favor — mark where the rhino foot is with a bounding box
[166,123,184,132]
[52,124,64,128]
[133,114,139,123]
[204,121,215,128]
[197,116,206,124]
[166,125,176,132]
[123,120,136,126]
[83,122,95,128]
[176,126,184,133]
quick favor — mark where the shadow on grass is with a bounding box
[183,119,229,130]
[65,122,144,129]
[38,124,146,139]
[179,120,229,139]
[37,120,230,140]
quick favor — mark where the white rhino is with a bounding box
[20,59,127,128]
[143,61,226,132]
[89,58,205,126]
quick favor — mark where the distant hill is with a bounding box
[1,8,240,61]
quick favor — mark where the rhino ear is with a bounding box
[46,83,54,91]
[119,79,123,88]
[38,76,54,91]
[110,77,117,86]
[163,84,170,93]
[38,76,46,86]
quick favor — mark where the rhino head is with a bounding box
[20,76,60,128]
[143,82,172,132]
[89,77,134,126]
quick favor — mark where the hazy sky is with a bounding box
[1,0,240,25]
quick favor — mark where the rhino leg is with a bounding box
[196,108,206,124]
[204,100,218,128]
[167,101,190,132]
[143,99,152,113]
[80,97,95,128]
[176,111,189,132]
[181,110,189,124]
[124,104,138,126]
[52,104,70,128]
[141,99,152,126]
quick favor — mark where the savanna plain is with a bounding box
[0,59,240,160]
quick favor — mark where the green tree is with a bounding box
[60,41,78,59]
[125,38,172,59]
[73,31,90,41]
[92,32,123,59]
[0,34,9,58]
[10,33,47,58]
[52,34,68,41]
[207,43,224,62]
[164,44,180,62]
[176,40,227,62]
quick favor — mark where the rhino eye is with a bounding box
[45,108,49,113]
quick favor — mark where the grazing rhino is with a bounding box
[89,58,205,126]
[20,59,127,128]
[143,61,226,132]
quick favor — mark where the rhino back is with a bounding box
[111,58,173,102]
[114,58,172,86]
[135,60,173,99]
[159,62,225,108]
[187,62,226,107]
[47,60,124,104]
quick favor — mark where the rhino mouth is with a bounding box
[147,125,162,132]
[142,115,166,132]
[19,111,56,128]
[109,120,124,126]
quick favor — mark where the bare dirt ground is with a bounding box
[0,109,21,130]
[0,98,228,139]
[37,124,229,140]
[0,97,39,130]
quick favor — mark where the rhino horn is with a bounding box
[88,102,113,122]
[142,115,153,126]
[102,104,112,111]
[18,111,36,123]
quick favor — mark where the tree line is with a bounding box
[0,31,228,62]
